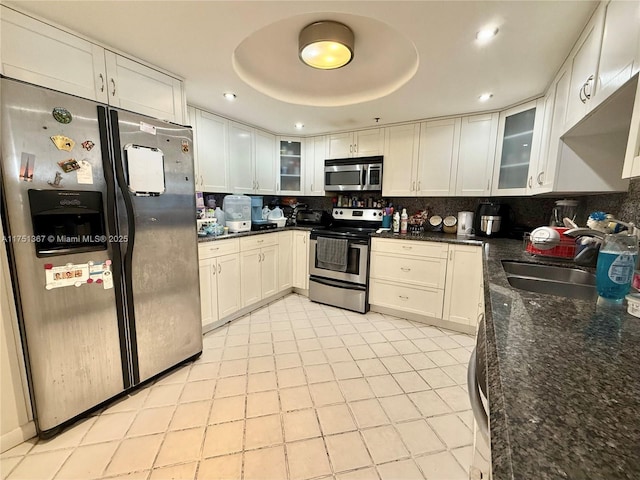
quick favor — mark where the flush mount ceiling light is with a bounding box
[294,122,304,130]
[478,93,493,102]
[476,27,499,43]
[223,92,236,101]
[299,21,354,70]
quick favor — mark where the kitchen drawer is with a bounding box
[369,279,444,319]
[372,238,449,259]
[198,239,239,259]
[240,233,278,251]
[370,253,447,288]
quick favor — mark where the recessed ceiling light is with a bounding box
[294,123,304,130]
[299,21,354,70]
[223,92,236,101]
[476,27,499,43]
[478,93,493,102]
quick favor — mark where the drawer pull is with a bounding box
[209,247,219,251]
[400,267,411,272]
[401,246,412,250]
[257,239,264,243]
[398,295,409,300]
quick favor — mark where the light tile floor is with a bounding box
[1,294,477,480]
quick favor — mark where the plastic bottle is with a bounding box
[393,212,400,233]
[214,207,226,227]
[400,208,408,234]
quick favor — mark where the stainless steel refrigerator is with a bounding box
[0,77,202,436]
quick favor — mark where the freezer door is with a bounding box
[0,78,127,433]
[109,109,202,383]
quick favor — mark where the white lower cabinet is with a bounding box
[198,240,241,331]
[278,231,293,291]
[369,238,483,333]
[293,231,310,290]
[442,245,484,327]
[240,235,278,307]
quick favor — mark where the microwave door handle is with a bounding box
[361,167,367,187]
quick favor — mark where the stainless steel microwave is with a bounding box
[324,156,383,192]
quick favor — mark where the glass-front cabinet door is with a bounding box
[278,137,304,194]
[491,99,544,196]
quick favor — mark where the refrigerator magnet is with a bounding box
[19,152,36,182]
[47,172,64,188]
[81,140,95,151]
[77,160,93,184]
[51,135,75,151]
[52,107,72,124]
[57,158,81,173]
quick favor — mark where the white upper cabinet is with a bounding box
[382,123,420,197]
[491,100,544,196]
[416,118,460,196]
[304,136,327,196]
[0,6,186,124]
[278,137,304,195]
[594,0,640,107]
[192,107,228,192]
[103,51,184,123]
[1,6,107,103]
[622,76,640,179]
[228,122,255,195]
[564,6,605,130]
[327,129,384,158]
[254,130,276,195]
[456,113,499,196]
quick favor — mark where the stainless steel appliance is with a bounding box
[0,77,202,436]
[309,207,383,313]
[474,201,510,237]
[295,209,332,227]
[324,156,383,192]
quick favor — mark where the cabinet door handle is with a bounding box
[528,176,532,188]
[449,250,453,261]
[354,144,357,153]
[110,78,116,97]
[350,145,353,153]
[412,181,416,191]
[417,181,421,191]
[400,267,411,272]
[398,295,409,300]
[211,264,216,276]
[486,179,490,191]
[579,83,587,104]
[99,73,105,92]
[218,264,222,274]
[537,171,544,185]
[584,74,594,100]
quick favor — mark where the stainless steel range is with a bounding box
[309,207,383,313]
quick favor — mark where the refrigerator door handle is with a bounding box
[97,106,134,389]
[109,109,140,384]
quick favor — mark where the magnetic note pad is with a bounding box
[124,144,165,195]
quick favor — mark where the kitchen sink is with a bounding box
[502,260,597,300]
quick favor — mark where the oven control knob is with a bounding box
[339,211,343,215]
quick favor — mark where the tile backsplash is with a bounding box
[202,178,640,230]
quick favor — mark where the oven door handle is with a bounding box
[310,276,367,291]
[468,346,489,442]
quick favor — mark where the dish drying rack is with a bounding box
[523,232,577,259]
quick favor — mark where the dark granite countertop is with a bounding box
[197,226,314,242]
[481,238,640,480]
[371,230,483,246]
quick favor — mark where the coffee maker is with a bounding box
[474,201,510,237]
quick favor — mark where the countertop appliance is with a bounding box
[0,77,202,436]
[474,201,511,237]
[309,207,383,313]
[223,195,251,233]
[324,156,383,192]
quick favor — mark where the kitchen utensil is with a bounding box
[443,216,457,234]
[563,217,578,229]
[550,199,578,227]
[530,226,560,250]
[457,211,474,236]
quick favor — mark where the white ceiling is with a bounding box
[7,1,598,135]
